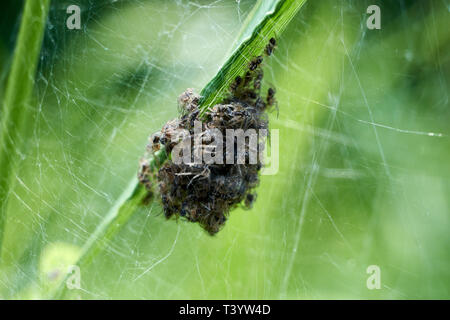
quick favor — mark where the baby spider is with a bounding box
[244,193,257,209]
[177,88,200,113]
[230,75,242,92]
[267,87,276,104]
[266,87,278,115]
[253,69,263,91]
[138,159,151,189]
[248,55,263,71]
[265,37,277,56]
[149,132,161,152]
[242,71,253,87]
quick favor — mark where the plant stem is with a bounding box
[52,149,164,299]
[52,0,307,299]
[53,177,148,299]
[0,0,51,259]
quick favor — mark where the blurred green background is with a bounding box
[0,0,449,299]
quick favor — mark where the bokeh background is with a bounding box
[0,0,449,299]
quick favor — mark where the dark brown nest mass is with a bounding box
[139,39,277,235]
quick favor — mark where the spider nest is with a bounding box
[139,39,277,235]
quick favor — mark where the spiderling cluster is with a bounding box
[139,38,278,235]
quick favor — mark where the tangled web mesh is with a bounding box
[0,0,448,300]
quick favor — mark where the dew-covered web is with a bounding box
[0,0,449,299]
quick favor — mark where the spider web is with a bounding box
[0,0,449,299]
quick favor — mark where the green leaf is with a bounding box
[0,0,51,258]
[199,0,307,114]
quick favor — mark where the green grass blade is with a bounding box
[0,0,51,258]
[199,0,307,115]
[52,0,307,299]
